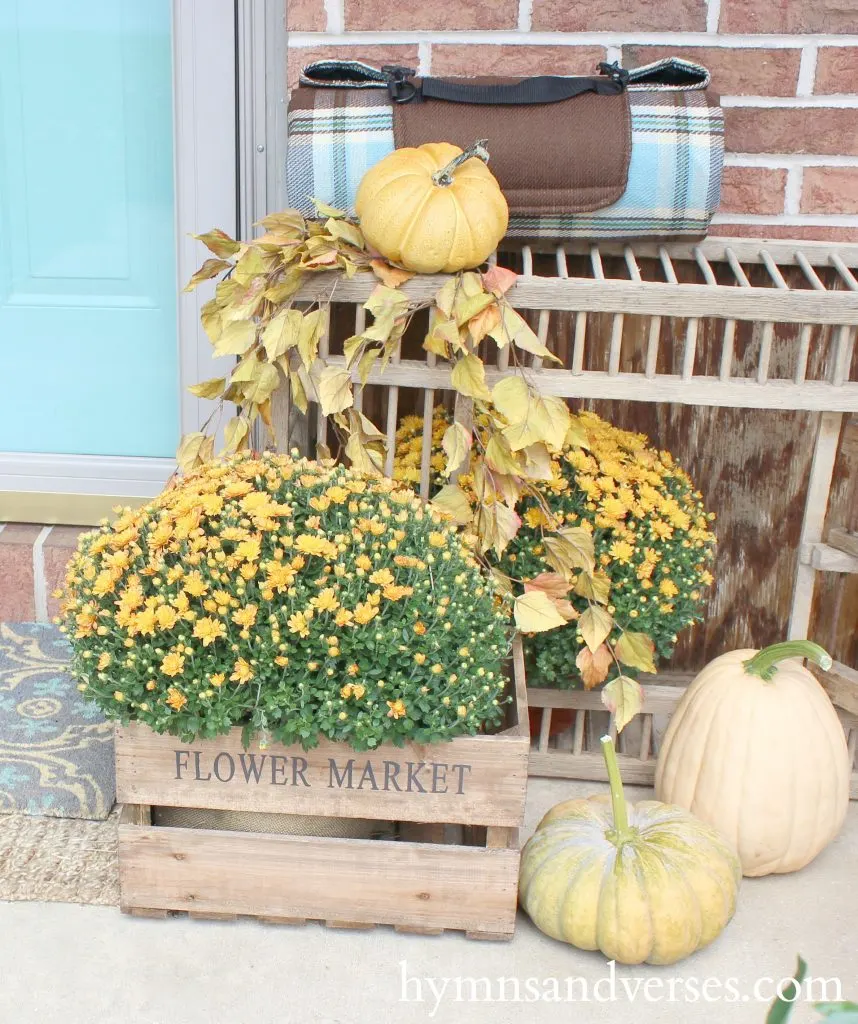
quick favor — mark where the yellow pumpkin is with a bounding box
[655,641,850,877]
[519,737,741,965]
[355,140,509,274]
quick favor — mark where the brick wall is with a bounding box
[286,0,858,241]
[0,523,85,623]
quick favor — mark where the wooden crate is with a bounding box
[286,236,858,784]
[527,661,858,799]
[115,640,529,939]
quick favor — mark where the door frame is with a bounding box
[0,0,284,525]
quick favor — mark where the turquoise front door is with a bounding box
[0,0,178,458]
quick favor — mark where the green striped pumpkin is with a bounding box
[519,739,741,966]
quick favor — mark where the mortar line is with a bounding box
[797,45,819,97]
[784,166,805,216]
[33,526,52,624]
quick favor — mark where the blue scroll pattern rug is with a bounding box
[0,623,114,820]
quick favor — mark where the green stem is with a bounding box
[432,139,490,187]
[600,735,630,839]
[743,640,832,682]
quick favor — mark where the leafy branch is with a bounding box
[181,203,657,728]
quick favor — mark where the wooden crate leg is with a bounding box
[326,920,376,931]
[464,928,515,942]
[122,907,171,919]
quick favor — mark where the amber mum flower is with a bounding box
[395,406,715,690]
[59,451,510,750]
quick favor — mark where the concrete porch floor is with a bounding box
[1,778,855,1024]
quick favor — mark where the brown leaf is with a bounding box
[614,631,657,674]
[176,432,208,474]
[579,605,614,653]
[574,570,611,605]
[213,319,257,357]
[194,228,240,258]
[450,354,491,402]
[326,217,364,249]
[256,210,306,235]
[602,675,643,732]
[475,501,521,558]
[442,422,472,478]
[524,573,571,600]
[514,591,567,633]
[370,259,415,288]
[553,599,579,621]
[187,377,226,400]
[468,302,501,344]
[484,434,522,476]
[184,258,232,292]
[434,277,458,318]
[576,644,612,689]
[430,484,473,525]
[481,265,518,296]
[544,527,596,580]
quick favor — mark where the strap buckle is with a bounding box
[382,65,418,103]
[598,61,630,90]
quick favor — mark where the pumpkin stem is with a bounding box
[432,139,490,187]
[743,640,832,682]
[600,735,631,841]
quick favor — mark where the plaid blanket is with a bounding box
[286,88,723,240]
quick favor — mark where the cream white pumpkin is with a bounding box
[519,737,741,965]
[655,641,850,877]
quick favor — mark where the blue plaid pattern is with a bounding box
[287,90,394,216]
[286,87,723,239]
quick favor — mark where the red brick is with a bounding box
[344,0,517,30]
[815,48,858,95]
[713,224,858,242]
[0,524,39,622]
[44,527,88,621]
[801,167,858,215]
[430,45,606,78]
[286,0,326,30]
[721,0,858,34]
[720,166,787,215]
[725,108,858,156]
[287,45,421,92]
[532,0,705,32]
[622,45,801,97]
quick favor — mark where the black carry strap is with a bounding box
[300,60,632,102]
[418,65,628,105]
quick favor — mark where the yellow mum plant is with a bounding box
[58,452,511,750]
[395,407,715,719]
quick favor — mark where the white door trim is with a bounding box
[0,0,239,505]
[0,453,175,497]
[174,0,239,439]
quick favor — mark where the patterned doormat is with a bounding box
[0,623,115,820]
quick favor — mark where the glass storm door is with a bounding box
[0,0,178,458]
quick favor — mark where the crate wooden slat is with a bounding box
[116,721,528,827]
[118,806,520,937]
[117,639,528,939]
[527,668,858,797]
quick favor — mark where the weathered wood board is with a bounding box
[118,811,520,938]
[116,721,528,827]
